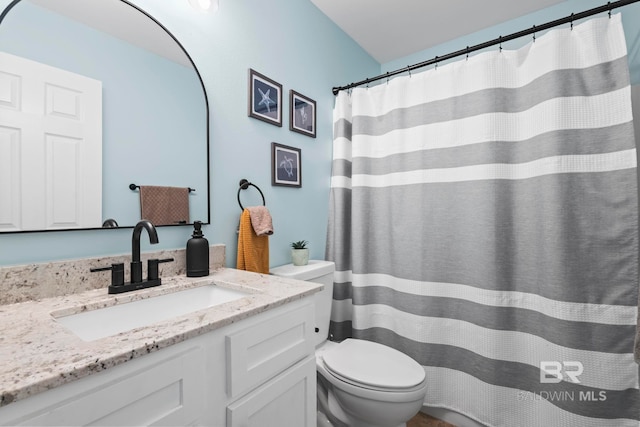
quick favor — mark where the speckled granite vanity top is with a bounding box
[0,268,321,407]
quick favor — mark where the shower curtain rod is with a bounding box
[332,0,640,95]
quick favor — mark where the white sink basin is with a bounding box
[54,285,249,341]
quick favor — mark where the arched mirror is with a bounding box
[0,0,210,232]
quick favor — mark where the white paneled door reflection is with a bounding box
[0,51,102,231]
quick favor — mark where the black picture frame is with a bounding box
[289,90,316,138]
[271,142,301,187]
[248,69,282,127]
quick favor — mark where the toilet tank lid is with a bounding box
[270,260,335,281]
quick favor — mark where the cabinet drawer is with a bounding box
[226,356,316,427]
[226,301,314,398]
[4,346,205,426]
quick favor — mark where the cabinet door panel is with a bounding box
[226,356,316,427]
[11,347,205,426]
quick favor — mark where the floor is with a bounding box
[407,412,457,427]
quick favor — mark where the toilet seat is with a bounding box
[321,339,425,391]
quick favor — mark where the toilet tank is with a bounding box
[270,260,335,348]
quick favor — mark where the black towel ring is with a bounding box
[237,179,265,211]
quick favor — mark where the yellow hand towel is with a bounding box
[237,209,269,274]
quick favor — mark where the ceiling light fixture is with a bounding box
[188,0,219,13]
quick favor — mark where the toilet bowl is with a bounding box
[271,261,427,427]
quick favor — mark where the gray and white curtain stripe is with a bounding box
[326,15,639,427]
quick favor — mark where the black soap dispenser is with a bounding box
[187,221,209,277]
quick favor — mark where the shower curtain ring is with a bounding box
[570,13,574,30]
[386,72,390,84]
[608,1,612,17]
[407,65,412,77]
[499,36,503,52]
[532,25,536,43]
[466,46,470,60]
[434,56,439,69]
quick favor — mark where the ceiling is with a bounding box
[24,0,568,67]
[28,0,192,67]
[310,0,567,63]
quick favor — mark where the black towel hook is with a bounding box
[237,179,265,211]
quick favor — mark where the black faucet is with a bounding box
[131,220,159,284]
[90,220,173,294]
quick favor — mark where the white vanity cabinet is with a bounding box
[0,297,317,427]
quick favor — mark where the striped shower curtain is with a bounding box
[326,15,639,427]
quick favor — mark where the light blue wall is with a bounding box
[382,0,640,85]
[8,0,636,270]
[0,0,379,268]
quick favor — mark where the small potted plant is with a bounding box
[290,240,309,266]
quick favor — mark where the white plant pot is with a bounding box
[291,248,309,266]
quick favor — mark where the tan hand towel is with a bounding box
[139,186,190,225]
[237,209,269,274]
[247,206,274,236]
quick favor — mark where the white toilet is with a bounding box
[271,260,427,427]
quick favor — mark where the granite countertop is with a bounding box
[0,268,321,407]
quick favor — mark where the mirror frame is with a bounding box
[0,0,211,233]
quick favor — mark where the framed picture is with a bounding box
[272,142,301,187]
[289,90,316,138]
[248,69,282,127]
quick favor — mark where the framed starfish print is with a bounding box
[271,142,301,187]
[248,69,282,127]
[290,90,316,138]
